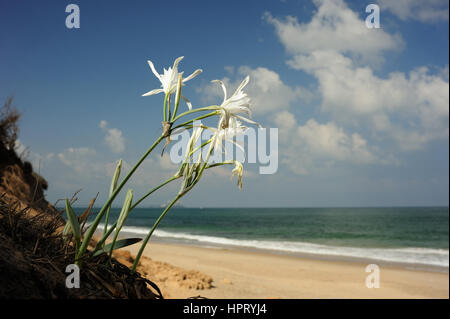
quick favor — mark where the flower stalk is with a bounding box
[63,56,262,273]
[131,193,183,273]
[171,74,183,121]
[76,134,165,261]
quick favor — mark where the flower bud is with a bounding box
[231,161,243,191]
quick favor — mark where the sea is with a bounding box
[76,207,449,270]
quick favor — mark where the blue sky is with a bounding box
[0,0,448,207]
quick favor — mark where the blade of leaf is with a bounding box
[104,159,122,237]
[108,189,134,262]
[92,238,142,257]
[65,198,81,249]
[62,222,71,236]
[116,189,133,231]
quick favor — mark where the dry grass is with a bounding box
[0,98,163,299]
[0,97,20,151]
[0,194,163,298]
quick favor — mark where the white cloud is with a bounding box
[14,139,54,170]
[224,66,235,75]
[56,146,180,202]
[264,0,403,65]
[56,141,129,185]
[273,112,387,175]
[99,120,125,153]
[55,126,180,194]
[378,0,449,23]
[99,120,108,130]
[298,119,378,164]
[274,110,297,132]
[105,128,125,153]
[112,156,181,200]
[58,147,96,169]
[289,50,449,150]
[266,0,449,152]
[198,65,311,115]
[158,153,179,171]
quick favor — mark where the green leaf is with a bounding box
[104,159,123,237]
[116,189,133,231]
[65,199,81,249]
[62,221,71,236]
[109,159,122,196]
[92,238,142,257]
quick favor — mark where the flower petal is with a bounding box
[142,88,164,96]
[183,69,203,83]
[235,115,262,128]
[212,79,227,104]
[231,161,243,191]
[147,60,162,81]
[182,95,193,110]
[172,56,184,72]
[232,75,250,97]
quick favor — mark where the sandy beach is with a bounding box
[121,242,449,299]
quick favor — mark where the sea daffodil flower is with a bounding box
[176,127,204,194]
[142,56,202,109]
[212,76,261,130]
[210,117,247,154]
[231,160,244,191]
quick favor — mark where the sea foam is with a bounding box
[114,225,449,268]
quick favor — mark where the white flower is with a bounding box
[211,117,247,154]
[231,160,243,191]
[176,126,203,175]
[142,56,202,109]
[212,76,261,129]
[186,126,203,157]
[176,126,204,193]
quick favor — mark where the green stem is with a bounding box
[167,94,172,121]
[205,161,234,169]
[76,134,165,261]
[92,175,179,252]
[172,106,220,123]
[193,138,216,185]
[129,148,229,271]
[92,162,232,261]
[172,74,183,121]
[171,98,180,123]
[108,231,119,264]
[163,93,169,122]
[94,221,116,251]
[190,139,212,158]
[103,205,112,244]
[131,194,183,273]
[171,111,219,131]
[130,175,178,211]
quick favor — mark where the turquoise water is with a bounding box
[77,207,449,267]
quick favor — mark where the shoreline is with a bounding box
[151,237,450,273]
[124,240,449,299]
[115,228,449,273]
